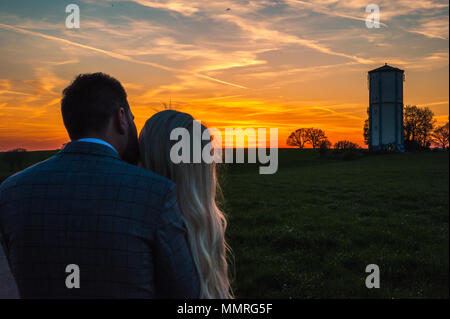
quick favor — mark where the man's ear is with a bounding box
[116,107,128,135]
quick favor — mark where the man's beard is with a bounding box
[121,125,140,165]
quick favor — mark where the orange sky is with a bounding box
[0,0,448,151]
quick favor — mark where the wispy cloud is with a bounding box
[285,0,388,27]
[409,18,449,40]
[214,13,374,64]
[0,0,448,150]
[284,0,448,21]
[0,23,247,89]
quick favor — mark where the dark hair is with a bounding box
[61,72,129,140]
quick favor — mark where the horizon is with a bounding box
[0,0,449,151]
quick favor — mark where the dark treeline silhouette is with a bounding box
[1,148,27,170]
[286,128,330,149]
[432,119,449,149]
[334,140,360,151]
[286,125,363,161]
[363,105,449,151]
[286,127,364,160]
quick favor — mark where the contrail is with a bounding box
[285,0,388,28]
[0,23,247,89]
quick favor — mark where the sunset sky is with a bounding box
[0,0,448,150]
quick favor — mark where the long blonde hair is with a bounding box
[139,110,233,299]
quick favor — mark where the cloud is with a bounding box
[214,13,374,64]
[285,0,448,21]
[285,0,388,27]
[122,0,200,16]
[122,0,375,64]
[409,18,449,40]
[0,23,247,89]
[0,0,448,150]
[378,51,449,71]
[116,36,267,72]
[46,58,80,65]
[247,61,358,79]
[121,0,274,17]
[0,70,68,150]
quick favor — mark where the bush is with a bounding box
[333,140,360,152]
[404,140,432,152]
[332,140,361,161]
[318,139,331,158]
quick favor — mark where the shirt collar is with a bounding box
[76,138,118,154]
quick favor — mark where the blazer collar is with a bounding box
[59,140,121,160]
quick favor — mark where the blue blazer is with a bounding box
[0,141,200,298]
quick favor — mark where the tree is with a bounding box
[363,105,436,150]
[318,139,332,157]
[319,139,331,149]
[286,128,310,149]
[432,121,449,149]
[404,105,435,149]
[305,128,327,149]
[363,107,370,145]
[334,140,360,151]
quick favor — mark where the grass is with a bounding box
[0,150,58,182]
[221,149,449,298]
[1,149,448,298]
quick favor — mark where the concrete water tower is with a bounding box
[368,64,405,151]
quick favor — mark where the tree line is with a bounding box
[288,104,449,151]
[286,128,359,151]
[0,148,27,169]
[364,105,449,150]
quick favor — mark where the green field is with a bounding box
[0,150,59,183]
[1,149,449,298]
[222,150,449,298]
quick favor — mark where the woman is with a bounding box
[139,110,233,299]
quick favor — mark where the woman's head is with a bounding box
[139,110,232,299]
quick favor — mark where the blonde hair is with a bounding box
[139,110,233,299]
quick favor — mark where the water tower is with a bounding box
[368,64,405,151]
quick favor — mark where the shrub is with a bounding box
[333,140,360,152]
[318,139,331,158]
[404,140,431,151]
[332,140,361,161]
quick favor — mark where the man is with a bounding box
[0,73,199,298]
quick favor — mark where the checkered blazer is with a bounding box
[0,141,199,298]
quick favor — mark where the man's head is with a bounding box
[61,72,139,164]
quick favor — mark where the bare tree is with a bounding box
[432,121,449,149]
[305,128,327,149]
[334,140,360,151]
[286,128,310,149]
